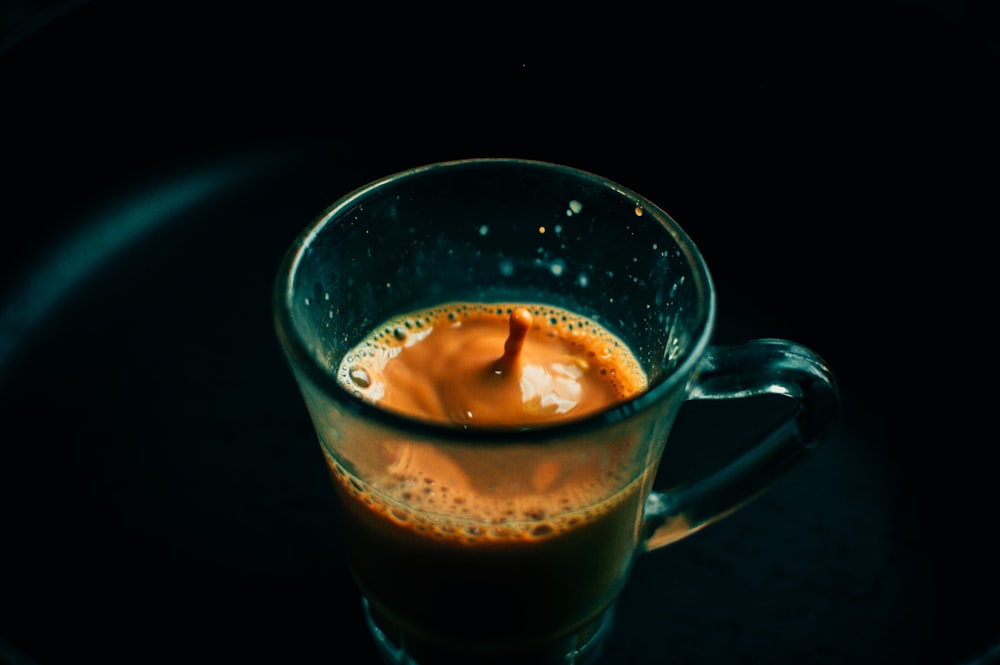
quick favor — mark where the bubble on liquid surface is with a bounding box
[566,200,583,216]
[479,225,489,236]
[349,366,372,388]
[549,259,566,277]
[499,259,515,277]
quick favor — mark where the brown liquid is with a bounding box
[329,302,650,663]
[338,303,646,427]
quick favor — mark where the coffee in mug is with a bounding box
[273,158,839,665]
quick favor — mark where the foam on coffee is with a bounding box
[325,450,642,545]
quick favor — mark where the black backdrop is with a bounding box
[2,2,998,664]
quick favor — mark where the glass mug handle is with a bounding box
[641,338,840,551]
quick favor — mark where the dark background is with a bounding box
[2,1,998,664]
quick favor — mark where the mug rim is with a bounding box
[273,157,717,443]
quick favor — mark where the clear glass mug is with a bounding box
[273,158,839,665]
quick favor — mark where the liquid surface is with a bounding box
[337,302,647,427]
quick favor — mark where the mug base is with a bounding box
[362,596,615,665]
